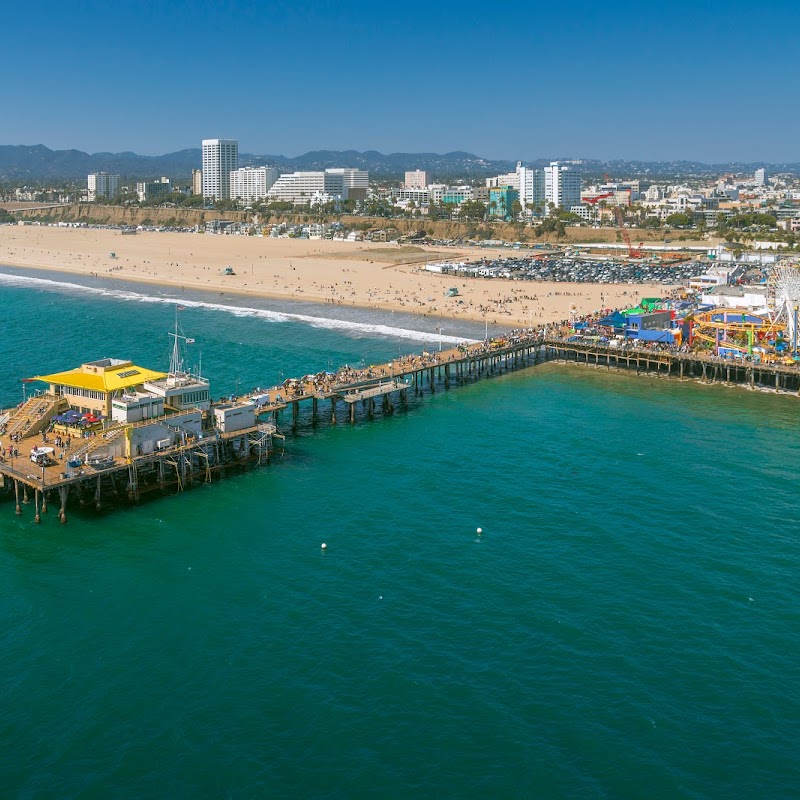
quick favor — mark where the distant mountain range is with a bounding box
[0,144,796,182]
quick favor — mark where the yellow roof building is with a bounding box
[33,359,167,416]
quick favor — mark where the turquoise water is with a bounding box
[1,272,799,798]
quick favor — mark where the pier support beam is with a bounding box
[312,397,318,426]
[58,486,69,524]
[34,489,40,524]
[14,480,21,515]
[331,397,337,424]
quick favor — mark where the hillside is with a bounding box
[1,144,797,182]
[0,146,515,182]
[5,203,709,246]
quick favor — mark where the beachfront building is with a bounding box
[32,358,167,418]
[441,186,475,205]
[326,168,369,201]
[544,161,582,211]
[136,177,172,202]
[700,284,769,310]
[488,187,519,220]
[267,169,369,205]
[396,188,431,205]
[202,138,239,201]
[87,172,120,201]
[486,162,545,213]
[191,169,203,195]
[428,184,448,205]
[405,170,430,189]
[229,167,279,203]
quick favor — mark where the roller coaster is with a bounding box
[691,310,791,359]
[691,265,800,360]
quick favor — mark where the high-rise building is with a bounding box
[405,170,430,189]
[544,161,581,210]
[87,172,120,201]
[754,168,767,186]
[517,163,545,211]
[229,167,279,203]
[201,139,238,200]
[191,169,203,195]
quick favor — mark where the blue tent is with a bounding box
[598,311,626,329]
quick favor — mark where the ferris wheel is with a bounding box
[768,264,800,349]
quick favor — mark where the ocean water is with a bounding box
[1,270,799,799]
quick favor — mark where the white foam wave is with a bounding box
[0,271,477,344]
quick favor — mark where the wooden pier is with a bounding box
[542,339,800,394]
[3,331,799,521]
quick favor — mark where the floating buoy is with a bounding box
[476,528,483,535]
[321,543,327,550]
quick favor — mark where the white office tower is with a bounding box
[544,161,582,210]
[229,167,279,203]
[405,170,430,189]
[87,172,120,200]
[267,169,369,204]
[517,163,546,210]
[325,168,369,201]
[754,168,767,186]
[202,139,239,200]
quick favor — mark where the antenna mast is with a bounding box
[168,305,185,384]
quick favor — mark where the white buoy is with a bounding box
[476,528,483,535]
[321,543,327,550]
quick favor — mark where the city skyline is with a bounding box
[3,0,798,163]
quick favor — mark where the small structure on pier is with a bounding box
[32,358,167,418]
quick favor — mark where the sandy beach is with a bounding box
[0,226,673,327]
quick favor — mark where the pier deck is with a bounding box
[3,330,800,521]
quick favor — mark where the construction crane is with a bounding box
[613,206,643,259]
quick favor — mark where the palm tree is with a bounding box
[497,194,507,220]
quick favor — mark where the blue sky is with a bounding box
[3,0,798,162]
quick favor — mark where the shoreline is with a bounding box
[0,263,492,343]
[0,226,675,328]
